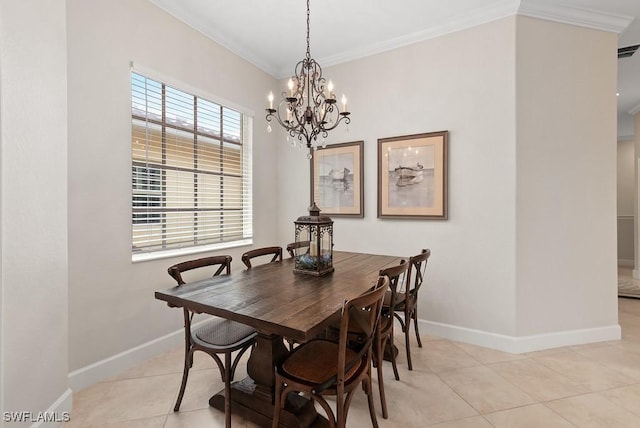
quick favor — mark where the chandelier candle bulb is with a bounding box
[288,78,294,97]
[341,95,347,111]
[268,92,274,109]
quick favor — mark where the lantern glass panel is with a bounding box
[293,204,333,276]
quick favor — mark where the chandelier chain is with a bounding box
[306,0,311,59]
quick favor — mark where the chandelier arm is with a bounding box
[267,97,298,132]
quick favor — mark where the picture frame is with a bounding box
[378,131,448,219]
[310,141,364,217]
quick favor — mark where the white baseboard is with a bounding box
[417,319,621,354]
[68,326,187,392]
[30,388,73,428]
[618,259,634,267]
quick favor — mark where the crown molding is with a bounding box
[151,0,635,79]
[149,0,281,77]
[630,103,640,116]
[276,0,520,78]
[517,0,634,34]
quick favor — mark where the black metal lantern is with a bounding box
[293,202,334,276]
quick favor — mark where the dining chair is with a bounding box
[272,276,389,428]
[241,246,283,268]
[286,240,310,258]
[375,259,409,419]
[167,255,257,428]
[393,249,431,371]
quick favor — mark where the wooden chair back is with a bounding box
[168,255,232,286]
[241,246,282,269]
[407,249,430,295]
[332,275,389,390]
[286,241,310,258]
[380,259,409,313]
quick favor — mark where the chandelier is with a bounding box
[266,0,351,159]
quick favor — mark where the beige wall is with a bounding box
[66,0,278,374]
[0,0,70,421]
[515,17,618,335]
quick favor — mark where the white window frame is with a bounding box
[131,70,253,262]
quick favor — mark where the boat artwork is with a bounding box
[394,163,424,187]
[326,167,350,191]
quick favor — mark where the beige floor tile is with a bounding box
[533,350,633,391]
[165,407,246,428]
[615,338,640,356]
[427,416,494,428]
[522,346,574,358]
[488,359,588,401]
[64,415,167,428]
[377,371,478,425]
[575,345,640,382]
[452,341,526,364]
[416,340,481,373]
[439,366,535,414]
[67,374,181,426]
[600,384,640,417]
[565,340,621,352]
[484,404,574,428]
[172,368,223,412]
[547,392,640,427]
[107,346,218,382]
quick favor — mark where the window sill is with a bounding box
[131,239,253,263]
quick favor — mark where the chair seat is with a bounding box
[193,318,256,348]
[281,340,362,385]
[383,289,406,308]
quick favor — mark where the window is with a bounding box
[131,72,253,257]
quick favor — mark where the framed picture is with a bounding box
[378,131,448,219]
[310,141,364,217]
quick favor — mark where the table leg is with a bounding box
[209,332,327,427]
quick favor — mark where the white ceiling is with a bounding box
[149,0,640,131]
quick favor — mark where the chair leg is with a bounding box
[336,391,346,428]
[405,312,413,371]
[174,349,192,412]
[363,376,379,428]
[375,335,388,419]
[413,307,423,348]
[388,329,400,381]
[224,352,232,428]
[271,376,284,428]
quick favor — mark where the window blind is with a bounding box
[131,72,252,255]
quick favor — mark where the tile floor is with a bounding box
[65,271,640,427]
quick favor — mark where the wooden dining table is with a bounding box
[155,251,402,427]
